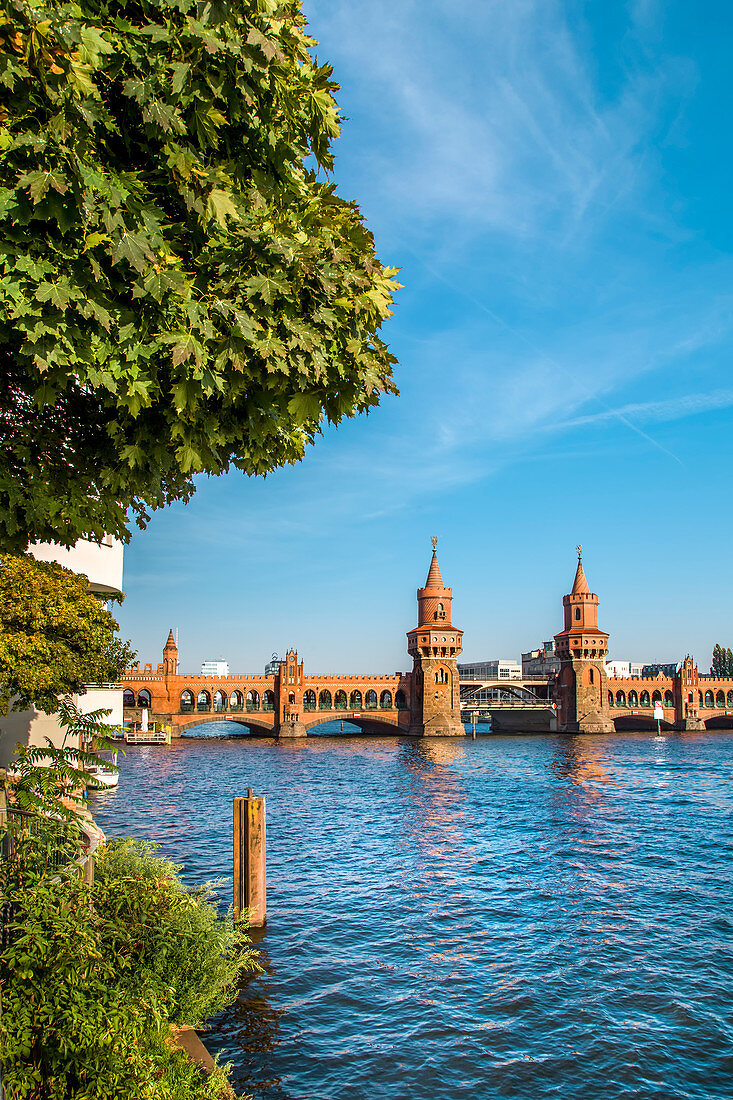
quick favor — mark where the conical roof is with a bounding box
[164,628,176,648]
[424,549,444,589]
[572,558,590,595]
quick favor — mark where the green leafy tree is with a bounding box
[727,647,733,677]
[0,553,135,714]
[0,0,400,551]
[711,643,723,677]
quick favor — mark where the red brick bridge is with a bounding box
[123,544,733,738]
[124,542,465,738]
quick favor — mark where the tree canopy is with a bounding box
[0,0,400,551]
[710,643,733,678]
[0,553,135,714]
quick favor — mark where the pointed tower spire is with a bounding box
[163,628,178,679]
[424,536,444,588]
[572,544,590,595]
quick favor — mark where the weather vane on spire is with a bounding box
[431,536,438,551]
[576,544,583,561]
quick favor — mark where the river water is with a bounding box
[91,726,733,1099]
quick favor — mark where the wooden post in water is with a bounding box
[233,789,266,927]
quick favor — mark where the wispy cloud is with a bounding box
[308,0,688,246]
[556,387,733,431]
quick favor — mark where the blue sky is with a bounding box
[119,0,733,676]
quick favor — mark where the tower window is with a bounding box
[574,607,581,620]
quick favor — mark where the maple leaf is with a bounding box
[206,188,239,226]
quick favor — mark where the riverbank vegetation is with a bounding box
[0,706,257,1098]
[0,830,256,1098]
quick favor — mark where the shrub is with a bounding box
[0,834,254,1097]
[94,838,257,1026]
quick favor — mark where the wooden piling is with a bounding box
[233,790,266,927]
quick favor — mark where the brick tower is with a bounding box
[278,649,307,738]
[407,538,465,736]
[163,629,178,679]
[554,547,613,733]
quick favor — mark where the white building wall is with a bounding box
[30,536,124,596]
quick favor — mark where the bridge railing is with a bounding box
[461,699,553,709]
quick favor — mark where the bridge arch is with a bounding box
[335,690,347,709]
[303,713,407,736]
[319,689,332,710]
[704,690,714,708]
[214,690,227,711]
[177,714,275,737]
[230,689,243,708]
[197,689,210,707]
[665,690,674,707]
[350,690,362,709]
[138,688,151,708]
[365,689,377,709]
[380,690,393,708]
[705,714,733,729]
[303,689,316,710]
[123,688,136,707]
[613,713,673,732]
[716,690,725,708]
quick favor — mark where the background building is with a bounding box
[606,660,645,678]
[201,659,229,677]
[264,654,281,676]
[458,659,521,680]
[642,662,679,677]
[0,536,125,768]
[522,641,560,678]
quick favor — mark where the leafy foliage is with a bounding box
[0,0,401,550]
[710,643,733,677]
[0,834,253,1098]
[11,697,121,819]
[95,838,257,1026]
[0,553,135,714]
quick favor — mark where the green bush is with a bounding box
[0,834,255,1098]
[94,838,257,1026]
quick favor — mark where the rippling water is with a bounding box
[91,727,733,1099]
